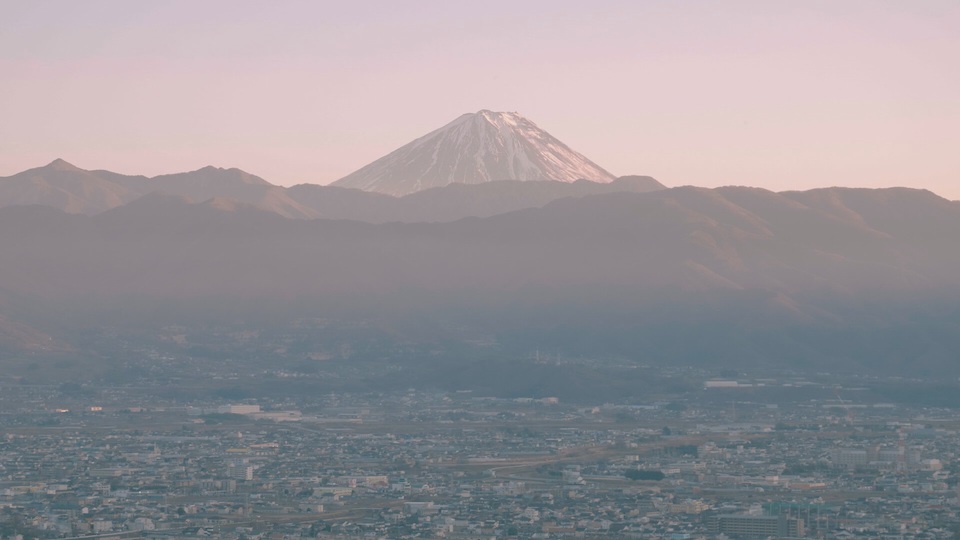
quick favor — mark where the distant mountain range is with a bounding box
[1,184,959,375]
[2,109,959,379]
[332,110,616,195]
[0,158,316,219]
[0,159,663,223]
[0,110,629,218]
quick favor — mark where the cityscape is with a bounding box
[3,359,960,539]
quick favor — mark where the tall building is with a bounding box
[831,449,870,468]
[710,514,804,538]
[227,464,254,481]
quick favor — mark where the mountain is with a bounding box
[332,110,616,196]
[288,175,665,223]
[0,159,149,214]
[0,160,320,219]
[1,186,960,375]
[148,166,318,219]
[1,160,659,222]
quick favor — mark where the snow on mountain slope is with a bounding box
[332,110,616,196]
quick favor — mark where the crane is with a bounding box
[834,388,854,424]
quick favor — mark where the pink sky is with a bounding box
[2,1,958,199]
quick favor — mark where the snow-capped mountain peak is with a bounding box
[332,110,616,196]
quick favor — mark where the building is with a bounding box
[711,514,804,538]
[227,464,254,481]
[218,404,261,414]
[831,449,870,469]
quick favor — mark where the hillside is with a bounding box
[1,186,958,375]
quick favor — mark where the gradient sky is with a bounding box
[2,1,958,198]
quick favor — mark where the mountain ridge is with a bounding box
[2,184,959,377]
[0,159,664,223]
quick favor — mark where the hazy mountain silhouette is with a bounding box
[289,175,665,223]
[0,159,149,214]
[1,185,959,375]
[0,160,663,223]
[0,160,318,219]
[148,166,318,219]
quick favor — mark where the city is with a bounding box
[2,363,959,540]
